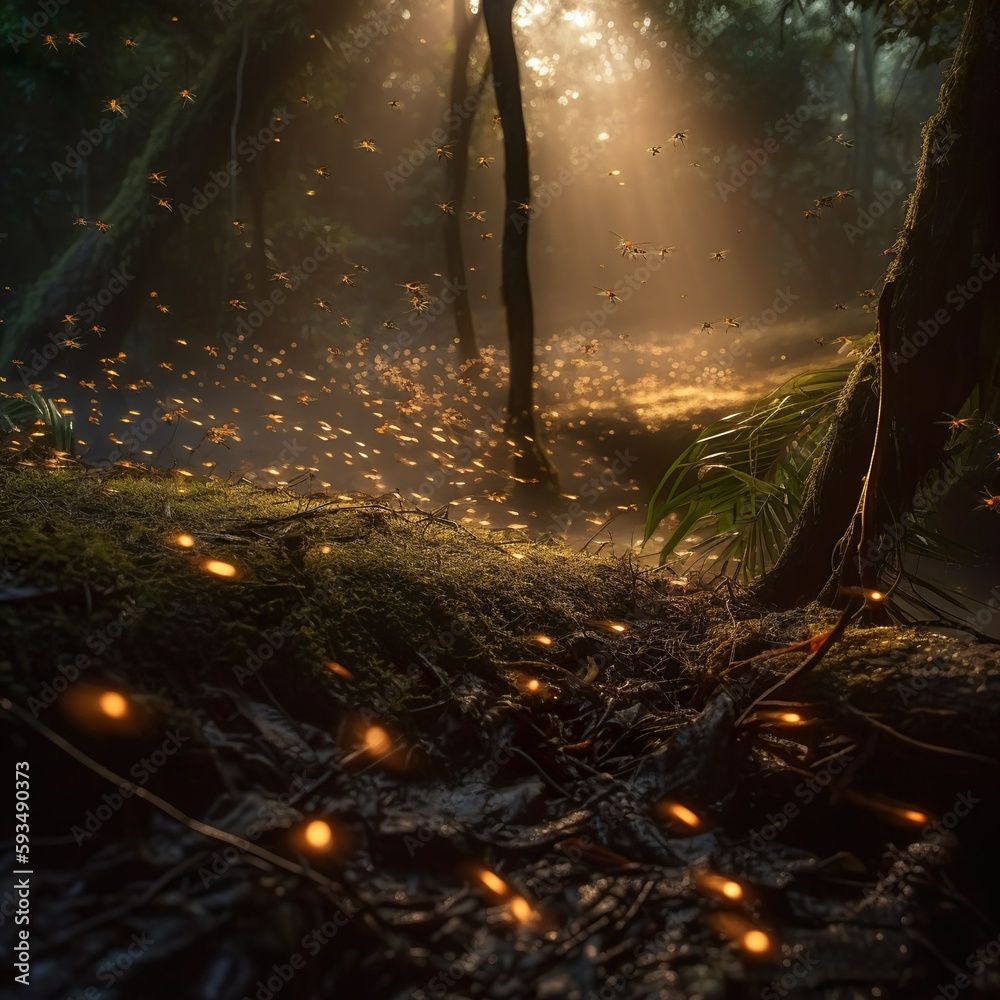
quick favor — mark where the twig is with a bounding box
[0,699,370,919]
[840,703,999,768]
[735,599,859,726]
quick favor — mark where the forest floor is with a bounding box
[2,454,1000,1000]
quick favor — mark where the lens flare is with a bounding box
[203,558,238,578]
[98,691,129,719]
[696,872,743,901]
[303,819,334,850]
[364,725,392,756]
[657,800,702,831]
[478,869,508,896]
[173,533,195,548]
[742,929,771,954]
[509,895,534,924]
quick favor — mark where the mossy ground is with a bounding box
[3,457,1000,999]
[0,458,640,728]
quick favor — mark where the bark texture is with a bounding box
[758,0,1000,607]
[482,0,558,490]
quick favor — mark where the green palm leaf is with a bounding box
[644,361,857,582]
[0,390,75,453]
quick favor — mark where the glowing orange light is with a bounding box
[478,870,507,895]
[509,895,534,924]
[610,623,627,633]
[364,726,392,756]
[303,820,333,850]
[98,691,128,719]
[203,559,237,578]
[696,873,743,901]
[779,712,802,724]
[867,590,884,602]
[526,678,541,692]
[326,661,353,679]
[742,930,771,954]
[319,545,332,554]
[899,808,930,825]
[533,634,553,646]
[659,801,701,830]
[174,533,195,548]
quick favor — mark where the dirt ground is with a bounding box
[2,460,999,999]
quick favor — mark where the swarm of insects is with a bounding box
[611,232,649,260]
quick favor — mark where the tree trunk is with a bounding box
[482,0,558,490]
[757,0,1000,607]
[442,0,483,362]
[1,0,337,371]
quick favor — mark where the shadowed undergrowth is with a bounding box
[3,457,1000,999]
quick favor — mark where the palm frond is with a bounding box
[0,390,75,453]
[644,362,856,582]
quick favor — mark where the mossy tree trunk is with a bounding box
[757,0,1000,607]
[482,0,559,490]
[0,0,339,371]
